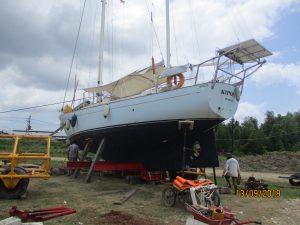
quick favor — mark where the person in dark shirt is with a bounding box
[67,142,79,176]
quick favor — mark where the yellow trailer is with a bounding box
[0,134,51,199]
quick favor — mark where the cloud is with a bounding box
[251,62,300,92]
[0,1,82,58]
[235,102,265,124]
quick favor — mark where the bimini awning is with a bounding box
[84,61,166,98]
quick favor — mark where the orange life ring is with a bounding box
[166,73,185,88]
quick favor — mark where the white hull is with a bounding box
[60,82,238,138]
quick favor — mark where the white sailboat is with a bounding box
[59,1,271,170]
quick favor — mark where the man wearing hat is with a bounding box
[222,153,241,194]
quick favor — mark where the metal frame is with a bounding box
[0,135,51,189]
[194,39,271,95]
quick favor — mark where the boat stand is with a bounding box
[67,138,164,183]
[73,139,92,178]
[86,137,106,183]
[67,160,163,183]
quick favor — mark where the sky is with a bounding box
[0,0,300,133]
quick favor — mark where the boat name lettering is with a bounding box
[221,90,234,96]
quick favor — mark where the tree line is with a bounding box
[215,111,300,155]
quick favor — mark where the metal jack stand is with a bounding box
[178,120,194,177]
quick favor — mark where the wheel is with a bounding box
[289,178,300,186]
[289,173,300,186]
[0,167,29,199]
[205,191,221,208]
[161,187,176,207]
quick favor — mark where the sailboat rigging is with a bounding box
[59,0,271,171]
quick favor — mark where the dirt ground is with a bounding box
[0,172,299,225]
[1,152,299,225]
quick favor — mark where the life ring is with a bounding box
[166,73,185,89]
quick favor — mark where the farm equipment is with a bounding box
[161,176,220,207]
[185,203,261,225]
[9,205,76,222]
[0,135,51,199]
[244,176,268,190]
[279,173,300,186]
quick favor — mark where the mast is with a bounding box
[166,0,171,68]
[98,0,106,86]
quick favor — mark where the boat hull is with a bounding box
[60,82,239,170]
[70,119,222,170]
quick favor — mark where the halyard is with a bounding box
[0,167,299,225]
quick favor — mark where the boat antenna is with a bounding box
[98,0,107,87]
[166,0,171,68]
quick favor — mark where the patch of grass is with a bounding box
[267,182,300,199]
[51,141,68,157]
[207,175,300,199]
[0,174,299,224]
[0,138,67,157]
[50,159,66,168]
[218,154,226,166]
[136,190,155,200]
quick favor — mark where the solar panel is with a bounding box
[218,39,272,64]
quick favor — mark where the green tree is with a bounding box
[261,111,275,136]
[216,110,300,154]
[215,123,231,152]
[237,117,257,154]
[268,124,285,151]
[279,113,298,150]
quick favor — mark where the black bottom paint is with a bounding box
[70,119,222,171]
